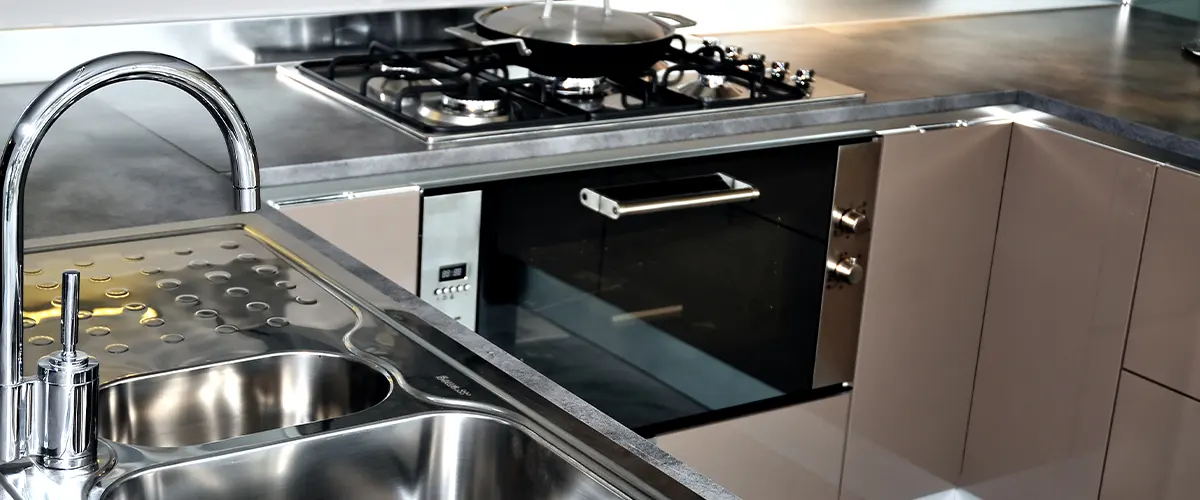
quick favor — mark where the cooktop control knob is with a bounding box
[724,45,744,60]
[828,257,865,285]
[792,68,816,86]
[834,208,870,233]
[702,37,721,47]
[767,61,790,79]
[747,53,766,63]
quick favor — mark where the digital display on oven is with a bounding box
[438,263,468,282]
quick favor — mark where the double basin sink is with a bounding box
[8,217,662,500]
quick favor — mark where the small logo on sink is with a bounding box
[436,375,472,397]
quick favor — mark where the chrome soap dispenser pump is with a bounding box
[36,270,99,469]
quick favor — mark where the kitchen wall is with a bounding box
[1134,0,1200,21]
[0,0,1120,32]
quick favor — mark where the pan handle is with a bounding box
[646,12,697,29]
[445,24,533,56]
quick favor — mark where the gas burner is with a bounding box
[417,93,510,127]
[365,76,432,105]
[530,72,611,97]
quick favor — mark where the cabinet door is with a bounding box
[959,125,1155,500]
[657,394,850,500]
[1100,371,1200,500]
[841,123,1011,500]
[279,187,421,292]
[1125,167,1200,399]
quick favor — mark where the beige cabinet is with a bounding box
[959,125,1156,500]
[841,123,1012,500]
[1125,166,1200,399]
[657,394,850,500]
[278,187,421,293]
[1100,371,1200,500]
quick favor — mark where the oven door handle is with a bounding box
[579,173,760,220]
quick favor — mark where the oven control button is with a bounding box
[834,208,870,233]
[828,257,865,284]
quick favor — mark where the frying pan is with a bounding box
[446,0,696,77]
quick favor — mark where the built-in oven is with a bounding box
[419,135,882,436]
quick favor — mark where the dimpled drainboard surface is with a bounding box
[19,229,358,383]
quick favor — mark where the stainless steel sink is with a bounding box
[101,411,627,500]
[99,351,391,447]
[0,217,702,500]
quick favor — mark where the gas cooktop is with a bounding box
[277,37,865,144]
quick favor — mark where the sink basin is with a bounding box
[99,351,391,447]
[102,411,627,500]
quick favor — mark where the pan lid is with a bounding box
[477,3,675,45]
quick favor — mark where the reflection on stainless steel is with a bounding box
[99,352,390,447]
[0,52,261,466]
[417,94,512,126]
[102,412,626,500]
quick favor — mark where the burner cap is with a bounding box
[659,69,749,102]
[416,94,510,127]
[440,93,504,115]
[366,77,427,105]
[530,72,610,97]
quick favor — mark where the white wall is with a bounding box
[0,0,1120,33]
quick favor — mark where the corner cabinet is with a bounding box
[842,123,1012,500]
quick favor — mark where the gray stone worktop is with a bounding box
[5,4,1200,499]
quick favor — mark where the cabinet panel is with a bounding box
[279,187,421,292]
[840,123,1011,500]
[1100,371,1200,500]
[1126,167,1200,399]
[959,125,1155,500]
[657,394,850,500]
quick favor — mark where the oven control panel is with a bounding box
[419,191,481,330]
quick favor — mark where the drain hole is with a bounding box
[123,253,145,262]
[73,261,93,268]
[141,267,162,276]
[275,280,296,290]
[236,253,259,262]
[87,326,111,337]
[156,279,182,290]
[125,303,147,312]
[295,297,318,305]
[105,288,130,299]
[77,311,93,320]
[51,297,62,307]
[173,248,193,255]
[175,294,200,306]
[253,265,279,276]
[140,317,165,327]
[105,344,129,354]
[220,241,240,250]
[35,282,58,290]
[266,317,289,327]
[160,334,185,344]
[195,309,219,319]
[188,259,211,269]
[226,287,249,297]
[22,317,36,329]
[23,267,42,275]
[215,324,239,334]
[89,274,111,283]
[205,271,232,283]
[246,302,270,312]
[29,336,53,346]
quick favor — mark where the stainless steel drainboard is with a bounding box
[18,229,359,382]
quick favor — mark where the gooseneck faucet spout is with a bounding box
[0,51,261,464]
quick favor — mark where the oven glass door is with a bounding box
[460,138,870,434]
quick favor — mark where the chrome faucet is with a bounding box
[0,52,261,468]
